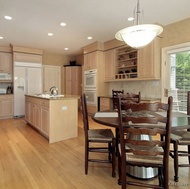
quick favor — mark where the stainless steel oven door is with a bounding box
[84,89,97,106]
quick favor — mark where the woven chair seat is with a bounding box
[88,129,114,142]
[118,144,163,165]
[171,130,190,144]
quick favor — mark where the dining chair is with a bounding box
[120,91,141,104]
[116,96,173,189]
[81,93,116,177]
[170,91,190,182]
[112,89,124,110]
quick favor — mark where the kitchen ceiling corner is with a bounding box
[0,0,190,56]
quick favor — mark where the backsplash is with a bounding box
[109,80,161,99]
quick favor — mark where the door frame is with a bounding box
[161,42,190,103]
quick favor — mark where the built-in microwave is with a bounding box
[0,73,11,80]
[84,69,97,88]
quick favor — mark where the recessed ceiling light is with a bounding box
[64,48,69,50]
[4,16,12,20]
[87,36,92,40]
[0,36,3,39]
[127,17,134,21]
[48,33,53,36]
[60,22,66,27]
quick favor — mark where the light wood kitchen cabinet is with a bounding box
[104,49,116,81]
[25,95,78,143]
[25,96,49,137]
[0,95,13,118]
[84,51,98,70]
[99,97,113,111]
[64,66,82,96]
[105,37,161,81]
[138,37,161,79]
[0,52,12,73]
[41,99,49,136]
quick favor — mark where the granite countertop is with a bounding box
[25,94,80,100]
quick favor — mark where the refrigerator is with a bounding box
[14,62,42,117]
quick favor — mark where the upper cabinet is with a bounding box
[104,49,116,81]
[0,52,12,73]
[84,51,98,70]
[104,37,161,81]
[138,37,161,79]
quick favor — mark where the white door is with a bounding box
[162,42,190,112]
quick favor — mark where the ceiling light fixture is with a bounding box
[48,33,53,36]
[87,36,92,40]
[60,22,66,27]
[4,16,12,20]
[64,48,69,50]
[0,36,3,39]
[115,0,163,49]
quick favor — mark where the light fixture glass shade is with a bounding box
[115,24,163,49]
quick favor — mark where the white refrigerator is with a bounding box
[14,62,42,117]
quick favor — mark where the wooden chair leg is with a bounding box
[85,142,89,175]
[173,141,179,182]
[188,145,190,164]
[117,154,121,185]
[112,138,116,177]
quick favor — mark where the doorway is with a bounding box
[162,42,190,112]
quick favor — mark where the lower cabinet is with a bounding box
[41,106,49,136]
[0,95,13,118]
[100,97,113,111]
[25,96,49,138]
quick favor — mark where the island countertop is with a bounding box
[25,94,80,100]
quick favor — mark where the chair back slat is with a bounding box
[120,91,141,103]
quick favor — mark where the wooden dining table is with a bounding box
[91,111,190,179]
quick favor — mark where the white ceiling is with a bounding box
[0,0,190,56]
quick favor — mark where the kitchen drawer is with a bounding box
[30,97,41,105]
[41,99,49,108]
[0,95,6,100]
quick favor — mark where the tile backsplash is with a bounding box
[109,80,161,99]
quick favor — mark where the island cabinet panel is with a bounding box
[25,95,78,143]
[41,98,49,136]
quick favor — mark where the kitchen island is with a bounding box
[25,94,79,143]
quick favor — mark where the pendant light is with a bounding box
[115,0,163,49]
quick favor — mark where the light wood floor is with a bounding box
[0,111,190,189]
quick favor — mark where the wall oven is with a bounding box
[84,69,97,88]
[84,89,97,105]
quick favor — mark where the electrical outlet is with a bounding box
[62,106,67,110]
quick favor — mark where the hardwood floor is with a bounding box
[0,111,190,189]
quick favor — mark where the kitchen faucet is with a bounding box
[49,86,58,95]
